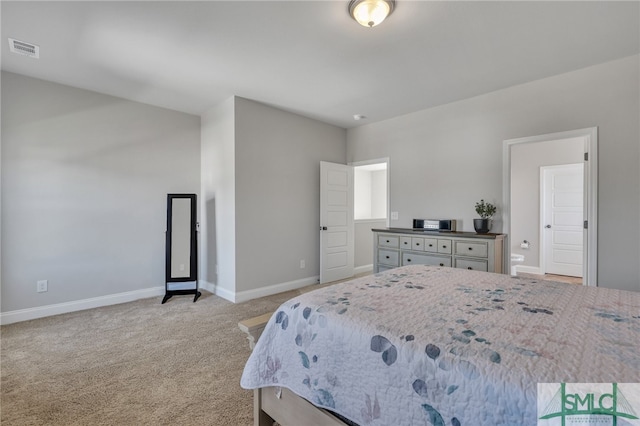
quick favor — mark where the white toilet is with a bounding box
[511,254,525,276]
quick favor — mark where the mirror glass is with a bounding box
[170,198,192,279]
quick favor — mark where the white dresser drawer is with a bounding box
[455,258,488,272]
[402,252,452,267]
[424,238,438,252]
[378,235,399,248]
[378,249,400,266]
[455,241,488,258]
[438,239,452,254]
[411,237,426,251]
[400,237,412,249]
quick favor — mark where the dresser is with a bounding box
[373,228,506,274]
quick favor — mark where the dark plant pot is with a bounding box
[473,218,492,234]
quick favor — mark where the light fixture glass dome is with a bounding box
[349,0,395,28]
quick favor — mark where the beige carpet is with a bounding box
[1,286,320,426]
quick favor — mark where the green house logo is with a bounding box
[539,383,639,425]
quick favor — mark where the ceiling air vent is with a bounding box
[8,38,39,59]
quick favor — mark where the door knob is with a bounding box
[320,226,327,231]
[545,224,551,229]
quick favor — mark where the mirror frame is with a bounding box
[163,193,200,303]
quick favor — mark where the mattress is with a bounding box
[241,265,640,425]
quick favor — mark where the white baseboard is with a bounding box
[204,267,374,304]
[515,265,542,275]
[203,276,320,304]
[206,270,386,303]
[235,276,320,303]
[354,264,373,275]
[199,280,235,302]
[0,286,165,325]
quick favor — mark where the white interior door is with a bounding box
[320,161,354,284]
[542,163,584,277]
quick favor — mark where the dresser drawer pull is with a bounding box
[428,244,433,247]
[416,243,420,246]
[386,240,390,243]
[467,267,473,270]
[386,256,390,259]
[439,263,444,266]
[404,242,409,245]
[442,245,447,249]
[407,258,412,262]
[468,247,473,251]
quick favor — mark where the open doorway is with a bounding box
[352,159,389,274]
[503,128,597,286]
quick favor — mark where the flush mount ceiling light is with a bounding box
[349,0,395,28]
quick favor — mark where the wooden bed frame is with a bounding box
[239,314,348,426]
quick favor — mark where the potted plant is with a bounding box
[474,199,496,233]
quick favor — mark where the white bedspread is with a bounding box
[241,265,640,425]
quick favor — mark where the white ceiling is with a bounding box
[2,1,638,129]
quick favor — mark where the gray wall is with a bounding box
[511,137,584,269]
[347,55,640,292]
[200,97,236,297]
[234,97,346,293]
[355,220,386,269]
[371,170,387,219]
[354,168,372,220]
[1,72,201,312]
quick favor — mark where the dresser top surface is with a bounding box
[373,228,505,240]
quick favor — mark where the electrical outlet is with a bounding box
[37,280,48,293]
[179,263,185,271]
[300,259,306,269]
[391,211,399,220]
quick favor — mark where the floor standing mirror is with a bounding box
[162,193,201,304]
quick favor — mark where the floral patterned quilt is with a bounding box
[240,265,640,425]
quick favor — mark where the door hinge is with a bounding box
[584,152,588,161]
[584,220,588,229]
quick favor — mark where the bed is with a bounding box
[240,265,640,425]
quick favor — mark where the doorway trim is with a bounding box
[502,128,598,286]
